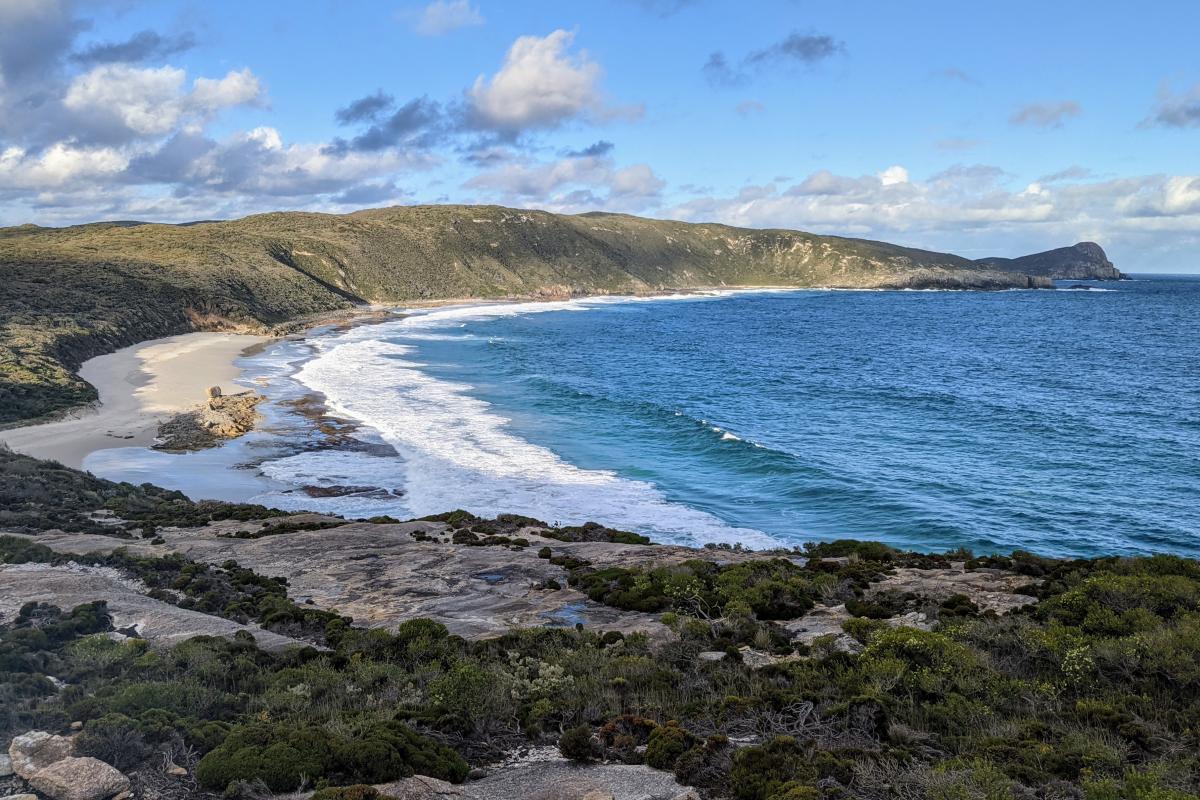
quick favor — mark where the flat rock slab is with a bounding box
[870,565,1037,614]
[462,760,686,799]
[0,562,307,652]
[11,523,730,639]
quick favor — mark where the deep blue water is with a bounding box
[92,277,1199,558]
[382,278,1199,557]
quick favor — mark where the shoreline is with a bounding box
[0,332,269,469]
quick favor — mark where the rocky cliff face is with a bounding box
[975,241,1125,280]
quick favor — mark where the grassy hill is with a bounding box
[1,204,1065,425]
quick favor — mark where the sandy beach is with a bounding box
[1,332,268,469]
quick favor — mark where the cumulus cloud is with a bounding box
[61,65,263,142]
[0,4,435,222]
[465,151,664,210]
[667,164,1200,267]
[411,0,484,36]
[1010,100,1082,128]
[704,30,843,87]
[1145,82,1200,128]
[0,0,86,87]
[70,30,196,66]
[467,30,641,133]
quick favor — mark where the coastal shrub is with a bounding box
[310,787,386,800]
[74,712,153,770]
[804,540,897,561]
[674,735,733,790]
[0,534,55,563]
[939,593,981,617]
[645,721,697,770]
[729,737,816,800]
[541,521,652,545]
[195,720,467,792]
[559,724,596,762]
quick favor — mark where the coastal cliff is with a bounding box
[1,205,1097,424]
[975,241,1126,280]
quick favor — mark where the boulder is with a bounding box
[28,756,130,800]
[207,385,222,398]
[8,731,73,779]
[1,794,39,800]
[0,754,12,777]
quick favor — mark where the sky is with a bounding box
[1,1,1198,271]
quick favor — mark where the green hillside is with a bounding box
[0,204,1059,425]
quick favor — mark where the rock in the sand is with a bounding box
[207,385,222,398]
[8,731,73,779]
[155,391,264,451]
[28,756,129,800]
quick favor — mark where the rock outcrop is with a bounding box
[27,757,129,800]
[154,389,264,451]
[8,524,1038,646]
[0,562,309,651]
[975,241,1125,280]
[7,732,73,780]
[368,760,690,799]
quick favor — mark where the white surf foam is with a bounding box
[282,295,783,547]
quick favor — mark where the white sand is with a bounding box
[1,332,268,469]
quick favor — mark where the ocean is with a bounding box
[85,276,1200,558]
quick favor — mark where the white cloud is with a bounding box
[610,163,665,197]
[62,64,264,140]
[468,29,640,133]
[0,142,128,188]
[878,165,909,186]
[413,0,484,36]
[64,64,189,136]
[465,152,663,210]
[667,165,1200,267]
[191,68,263,110]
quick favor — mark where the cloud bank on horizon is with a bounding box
[0,0,1197,271]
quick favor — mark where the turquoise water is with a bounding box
[91,277,1200,557]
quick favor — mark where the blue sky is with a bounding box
[1,1,1198,271]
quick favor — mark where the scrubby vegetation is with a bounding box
[5,537,1200,797]
[2,454,1198,798]
[0,448,285,535]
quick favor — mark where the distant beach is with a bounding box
[1,332,267,468]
